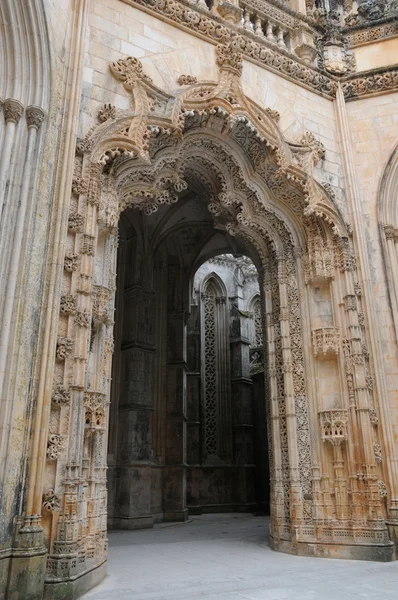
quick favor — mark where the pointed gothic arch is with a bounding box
[33,41,395,597]
[378,141,398,342]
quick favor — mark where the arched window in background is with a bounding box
[201,277,230,460]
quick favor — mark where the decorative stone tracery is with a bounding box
[41,41,392,592]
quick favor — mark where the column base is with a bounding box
[111,514,154,530]
[163,508,189,522]
[270,535,396,562]
[43,561,107,600]
[4,523,47,599]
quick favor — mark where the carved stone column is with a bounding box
[278,258,303,524]
[163,308,188,522]
[263,269,285,537]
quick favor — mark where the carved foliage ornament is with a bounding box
[42,489,61,512]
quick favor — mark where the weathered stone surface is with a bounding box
[2,1,398,598]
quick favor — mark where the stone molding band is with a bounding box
[121,0,398,100]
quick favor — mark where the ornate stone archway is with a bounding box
[40,40,394,597]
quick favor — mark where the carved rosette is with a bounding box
[312,327,340,357]
[319,410,349,446]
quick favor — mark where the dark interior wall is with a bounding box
[107,212,270,527]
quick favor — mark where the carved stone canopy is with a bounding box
[80,43,349,258]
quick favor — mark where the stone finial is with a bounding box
[110,56,152,90]
[216,39,243,77]
[3,98,24,124]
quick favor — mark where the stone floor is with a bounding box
[83,514,398,600]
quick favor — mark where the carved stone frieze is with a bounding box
[177,74,198,85]
[342,67,398,99]
[345,20,398,47]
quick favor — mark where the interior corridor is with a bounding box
[83,514,397,600]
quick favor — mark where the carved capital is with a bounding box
[3,98,24,124]
[384,225,395,240]
[26,105,45,129]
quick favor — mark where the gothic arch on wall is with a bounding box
[36,40,395,596]
[378,142,398,342]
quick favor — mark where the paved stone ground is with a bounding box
[83,514,398,600]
